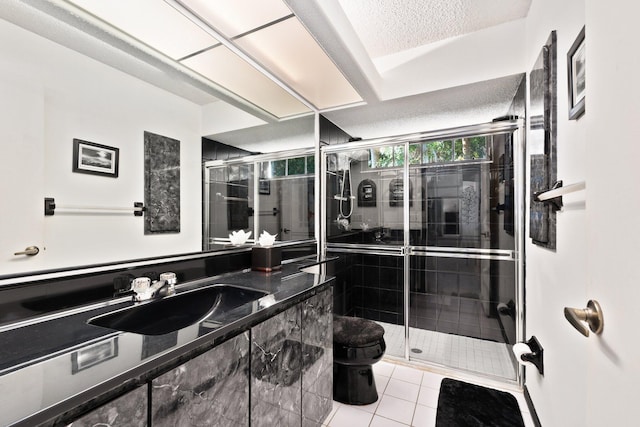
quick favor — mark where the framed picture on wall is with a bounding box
[73,139,119,177]
[567,26,586,120]
[259,179,270,195]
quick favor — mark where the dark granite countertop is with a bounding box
[0,261,333,427]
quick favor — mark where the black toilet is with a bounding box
[333,315,386,405]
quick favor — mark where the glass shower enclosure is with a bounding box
[322,120,524,382]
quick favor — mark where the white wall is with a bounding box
[584,1,640,425]
[1,18,203,273]
[523,0,588,425]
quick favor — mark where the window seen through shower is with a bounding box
[369,136,489,169]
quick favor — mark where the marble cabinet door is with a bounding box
[301,288,333,427]
[68,385,147,427]
[251,304,302,427]
[151,332,250,426]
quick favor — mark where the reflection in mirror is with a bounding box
[258,154,315,241]
[205,163,255,249]
[204,148,315,251]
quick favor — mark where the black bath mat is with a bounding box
[435,378,525,427]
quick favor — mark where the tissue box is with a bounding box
[252,246,282,272]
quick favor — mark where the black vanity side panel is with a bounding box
[251,305,302,426]
[301,287,333,427]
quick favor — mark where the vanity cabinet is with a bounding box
[65,285,332,427]
[250,287,333,427]
[67,385,147,427]
[151,332,250,426]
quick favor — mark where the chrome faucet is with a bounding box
[131,272,177,301]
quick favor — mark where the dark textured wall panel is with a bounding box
[144,131,180,234]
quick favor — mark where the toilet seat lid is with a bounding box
[334,315,385,347]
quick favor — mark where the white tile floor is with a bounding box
[323,360,535,427]
[379,322,517,381]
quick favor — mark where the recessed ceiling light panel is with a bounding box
[68,0,219,59]
[182,46,311,118]
[179,0,293,38]
[235,18,363,110]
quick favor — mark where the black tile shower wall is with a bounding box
[409,257,516,344]
[333,252,405,326]
[329,252,357,317]
[329,251,516,344]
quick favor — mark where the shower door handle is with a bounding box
[564,300,604,337]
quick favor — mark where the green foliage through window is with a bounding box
[370,136,489,168]
[271,159,286,177]
[269,155,314,177]
[287,157,306,175]
[369,145,405,168]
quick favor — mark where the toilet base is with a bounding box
[333,362,378,405]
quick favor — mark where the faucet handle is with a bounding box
[131,277,153,301]
[159,272,177,285]
[131,277,151,293]
[158,272,177,297]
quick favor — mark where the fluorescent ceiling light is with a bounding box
[179,0,293,38]
[68,0,219,60]
[182,46,310,118]
[235,18,363,110]
[64,0,362,118]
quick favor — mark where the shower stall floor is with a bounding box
[378,321,517,381]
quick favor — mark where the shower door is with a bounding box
[323,120,524,382]
[324,146,407,358]
[407,130,522,381]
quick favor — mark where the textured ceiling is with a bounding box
[323,74,524,139]
[337,0,532,58]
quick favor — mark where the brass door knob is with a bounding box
[564,300,604,337]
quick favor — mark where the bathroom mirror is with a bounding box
[204,147,316,251]
[0,5,318,277]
